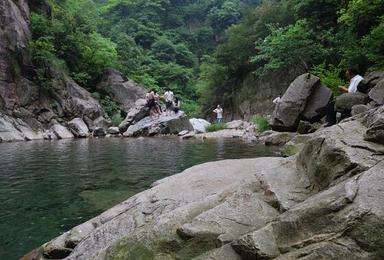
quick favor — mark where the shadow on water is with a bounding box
[0,137,276,259]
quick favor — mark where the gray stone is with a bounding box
[363,106,384,144]
[363,71,384,89]
[368,79,384,105]
[302,84,333,122]
[335,92,370,114]
[97,69,147,112]
[0,114,25,142]
[258,131,296,146]
[93,127,106,137]
[271,73,320,131]
[225,120,248,130]
[51,124,74,139]
[297,120,313,134]
[107,127,120,135]
[297,119,383,191]
[93,116,112,129]
[232,224,280,259]
[351,104,369,116]
[178,130,189,136]
[189,118,211,133]
[65,78,105,120]
[68,118,89,138]
[119,99,149,133]
[123,113,193,137]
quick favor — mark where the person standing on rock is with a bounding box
[213,105,223,123]
[163,88,174,116]
[146,89,157,119]
[173,97,180,114]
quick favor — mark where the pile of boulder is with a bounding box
[270,72,384,133]
[25,103,384,260]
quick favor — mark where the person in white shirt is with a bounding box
[325,68,364,127]
[163,89,174,116]
[338,68,364,93]
[213,105,223,123]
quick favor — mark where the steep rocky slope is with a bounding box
[0,0,110,142]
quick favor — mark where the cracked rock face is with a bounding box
[25,106,384,260]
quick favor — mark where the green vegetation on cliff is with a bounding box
[28,0,260,116]
[198,0,384,110]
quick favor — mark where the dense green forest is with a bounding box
[28,0,260,117]
[198,0,384,110]
[28,0,384,117]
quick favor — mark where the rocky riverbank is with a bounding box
[24,103,384,259]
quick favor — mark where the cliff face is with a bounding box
[0,0,33,112]
[221,67,305,121]
[0,1,113,142]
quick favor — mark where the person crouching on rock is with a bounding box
[324,68,364,127]
[173,97,180,114]
[146,89,158,120]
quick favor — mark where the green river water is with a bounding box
[0,137,276,259]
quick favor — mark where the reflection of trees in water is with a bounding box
[0,137,273,259]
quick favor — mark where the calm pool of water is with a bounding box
[0,137,276,259]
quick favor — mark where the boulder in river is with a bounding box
[97,69,147,112]
[51,124,74,139]
[119,99,149,133]
[271,73,320,131]
[123,112,193,137]
[0,113,44,142]
[68,118,89,138]
[189,118,211,133]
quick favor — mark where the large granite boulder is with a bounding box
[302,84,333,122]
[35,157,311,259]
[335,92,370,114]
[189,118,211,133]
[0,113,44,142]
[361,71,384,90]
[50,124,74,139]
[363,106,384,144]
[271,73,320,131]
[65,78,105,120]
[97,69,147,112]
[68,118,89,138]
[123,112,193,137]
[297,119,383,191]
[233,162,384,260]
[119,99,149,133]
[369,79,384,105]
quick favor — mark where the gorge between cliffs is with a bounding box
[1,0,384,259]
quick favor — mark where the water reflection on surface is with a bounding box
[0,137,275,259]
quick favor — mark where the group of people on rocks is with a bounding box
[146,88,225,123]
[145,89,180,119]
[273,67,366,127]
